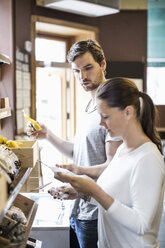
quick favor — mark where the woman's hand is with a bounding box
[56,163,79,174]
[56,173,97,196]
[26,122,48,139]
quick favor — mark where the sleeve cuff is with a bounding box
[106,199,120,214]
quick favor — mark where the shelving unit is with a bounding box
[0,51,40,246]
[0,53,10,81]
[0,104,39,245]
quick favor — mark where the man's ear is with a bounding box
[100,59,106,72]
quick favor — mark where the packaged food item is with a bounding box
[0,215,26,245]
[0,145,21,178]
[23,110,41,130]
[0,145,21,194]
[0,135,20,149]
[6,206,27,225]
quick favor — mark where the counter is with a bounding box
[23,193,70,248]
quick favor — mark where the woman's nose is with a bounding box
[99,117,105,127]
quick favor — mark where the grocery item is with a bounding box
[0,145,21,193]
[6,140,19,148]
[6,206,27,225]
[23,110,41,130]
[0,135,20,149]
[0,135,7,145]
[0,215,26,244]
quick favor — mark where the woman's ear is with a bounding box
[125,106,134,120]
[100,59,106,73]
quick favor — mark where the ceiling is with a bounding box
[35,0,148,36]
[120,0,147,10]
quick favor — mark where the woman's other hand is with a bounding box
[55,173,96,196]
[48,184,79,200]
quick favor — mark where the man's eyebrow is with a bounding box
[72,63,93,70]
[83,63,93,68]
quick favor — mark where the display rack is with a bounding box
[0,168,33,222]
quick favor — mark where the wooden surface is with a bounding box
[0,53,10,64]
[20,161,40,193]
[0,108,11,120]
[20,202,38,248]
[13,140,39,168]
[0,174,7,213]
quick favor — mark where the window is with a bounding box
[147,66,165,105]
[147,1,165,105]
[35,37,72,187]
[35,37,66,62]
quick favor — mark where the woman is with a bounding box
[54,77,165,248]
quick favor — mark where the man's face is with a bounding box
[71,52,106,92]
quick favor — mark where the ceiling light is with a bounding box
[43,0,120,17]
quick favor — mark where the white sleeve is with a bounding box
[105,154,165,234]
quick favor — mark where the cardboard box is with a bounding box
[0,174,7,214]
[13,140,39,168]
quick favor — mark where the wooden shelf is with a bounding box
[0,53,10,80]
[0,168,33,222]
[0,107,11,120]
[0,53,10,64]
[157,127,165,132]
[0,169,41,247]
[20,202,38,248]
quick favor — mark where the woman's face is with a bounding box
[97,99,127,138]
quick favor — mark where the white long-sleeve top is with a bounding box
[97,142,165,248]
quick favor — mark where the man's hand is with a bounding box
[26,122,48,139]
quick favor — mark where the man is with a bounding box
[28,39,122,248]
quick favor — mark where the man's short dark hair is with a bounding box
[67,39,106,65]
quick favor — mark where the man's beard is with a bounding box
[82,82,100,91]
[82,72,104,92]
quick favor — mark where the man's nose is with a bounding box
[80,70,86,80]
